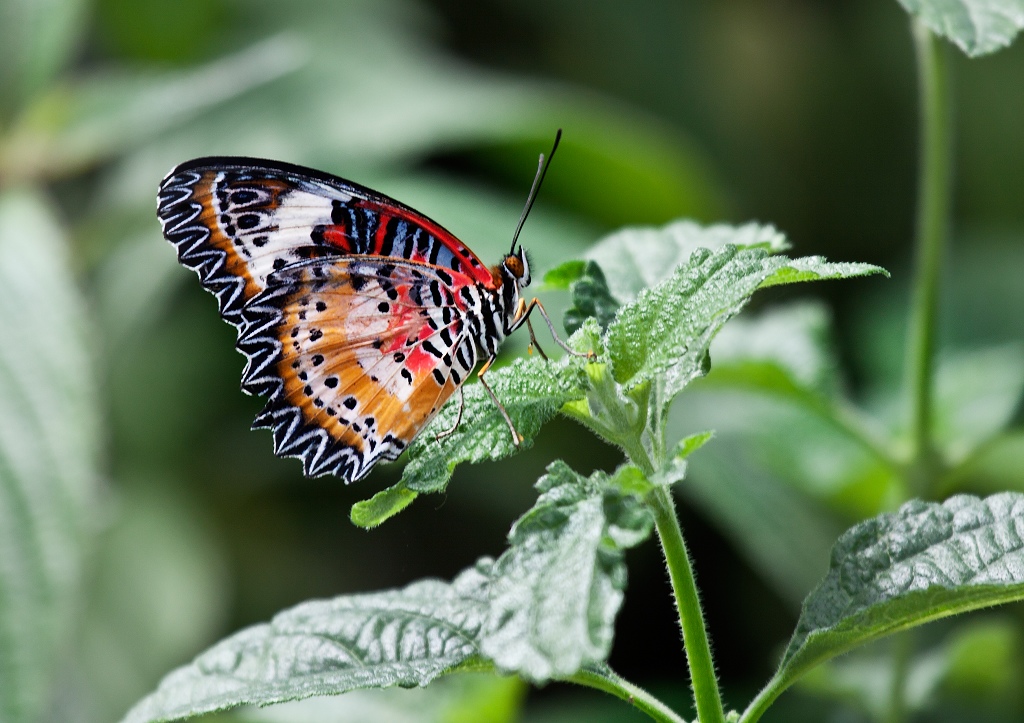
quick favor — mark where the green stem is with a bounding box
[649,486,725,723]
[904,19,952,495]
[570,666,689,723]
[739,676,785,723]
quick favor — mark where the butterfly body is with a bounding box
[157,158,532,482]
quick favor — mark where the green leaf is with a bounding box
[756,257,897,289]
[896,0,1024,57]
[0,189,100,722]
[120,569,492,723]
[480,462,652,680]
[350,482,419,530]
[584,220,788,304]
[645,432,714,491]
[557,261,620,335]
[541,260,586,290]
[400,357,589,495]
[237,673,524,723]
[672,430,715,462]
[605,240,885,406]
[0,0,87,120]
[1,34,306,181]
[746,494,1024,719]
[122,462,647,722]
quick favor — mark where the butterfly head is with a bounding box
[502,246,531,288]
[498,246,532,332]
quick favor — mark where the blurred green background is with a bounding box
[1,0,1023,721]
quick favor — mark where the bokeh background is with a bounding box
[2,0,1023,721]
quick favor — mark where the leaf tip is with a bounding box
[350,483,419,528]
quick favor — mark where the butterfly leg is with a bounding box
[478,356,523,445]
[518,298,594,359]
[434,386,465,441]
[525,315,550,360]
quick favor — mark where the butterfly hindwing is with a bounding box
[236,256,481,481]
[157,157,496,333]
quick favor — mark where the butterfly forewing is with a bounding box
[157,157,497,332]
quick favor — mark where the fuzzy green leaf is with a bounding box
[399,357,589,494]
[0,189,100,722]
[584,220,788,304]
[646,432,714,491]
[480,461,652,679]
[757,256,893,288]
[606,243,885,403]
[239,673,523,723]
[122,462,647,722]
[672,430,715,461]
[749,494,1024,717]
[350,482,420,530]
[120,570,491,723]
[896,0,1024,56]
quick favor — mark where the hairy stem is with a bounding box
[649,486,725,723]
[904,20,952,495]
[570,666,689,723]
[740,676,785,723]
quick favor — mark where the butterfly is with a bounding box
[156,134,569,483]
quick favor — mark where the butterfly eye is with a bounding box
[504,254,525,279]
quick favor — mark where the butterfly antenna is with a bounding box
[510,129,562,254]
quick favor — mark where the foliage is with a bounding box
[1,0,1023,722]
[124,224,888,723]
[124,461,652,721]
[0,189,101,723]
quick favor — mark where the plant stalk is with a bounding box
[649,485,725,723]
[904,20,952,495]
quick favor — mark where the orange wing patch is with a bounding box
[237,257,481,481]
